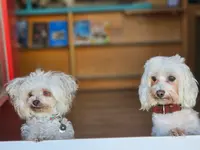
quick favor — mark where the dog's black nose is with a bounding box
[32,100,40,106]
[156,90,165,98]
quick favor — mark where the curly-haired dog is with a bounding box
[138,54,200,136]
[5,69,78,141]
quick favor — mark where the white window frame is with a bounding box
[0,136,199,150]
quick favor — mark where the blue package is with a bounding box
[74,20,91,45]
[49,21,68,47]
[16,21,28,48]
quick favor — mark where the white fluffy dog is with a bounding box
[5,69,78,141]
[139,54,200,136]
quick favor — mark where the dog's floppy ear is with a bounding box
[5,77,29,119]
[5,77,25,103]
[138,60,152,111]
[50,71,78,114]
[179,63,198,108]
[56,72,78,97]
[49,71,78,96]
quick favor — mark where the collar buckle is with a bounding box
[162,105,165,114]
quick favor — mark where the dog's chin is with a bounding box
[157,99,173,105]
[30,105,52,113]
[153,96,175,105]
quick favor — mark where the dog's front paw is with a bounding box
[33,138,42,142]
[169,128,185,136]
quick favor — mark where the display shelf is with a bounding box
[18,40,182,51]
[124,7,184,15]
[19,46,69,51]
[16,2,152,15]
[75,40,182,48]
[18,39,182,51]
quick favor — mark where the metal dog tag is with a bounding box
[59,123,67,133]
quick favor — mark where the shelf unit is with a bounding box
[16,0,189,90]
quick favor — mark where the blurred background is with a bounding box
[0,0,200,141]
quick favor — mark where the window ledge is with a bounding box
[0,136,199,149]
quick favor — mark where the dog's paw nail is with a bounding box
[170,128,185,136]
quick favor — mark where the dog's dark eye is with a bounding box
[151,76,157,82]
[43,90,51,97]
[168,76,176,82]
[28,92,33,97]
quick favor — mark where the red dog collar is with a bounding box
[152,104,182,114]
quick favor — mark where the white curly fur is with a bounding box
[5,69,78,141]
[21,118,74,141]
[138,54,200,136]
